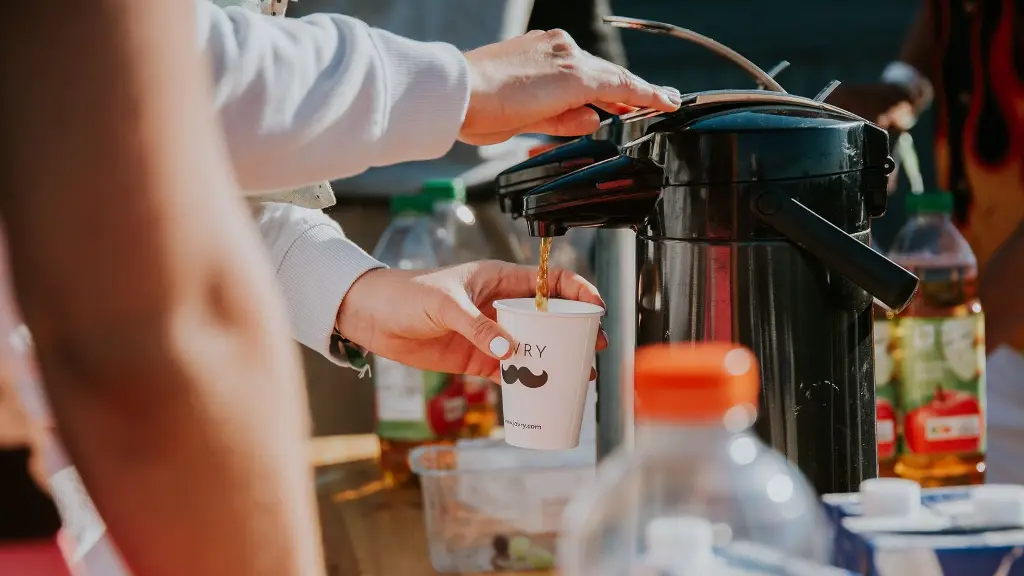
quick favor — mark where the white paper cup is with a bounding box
[493,298,605,450]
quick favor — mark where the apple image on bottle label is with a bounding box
[427,376,467,437]
[940,317,982,382]
[904,386,982,454]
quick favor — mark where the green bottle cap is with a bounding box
[420,178,467,204]
[905,191,954,215]
[389,193,435,215]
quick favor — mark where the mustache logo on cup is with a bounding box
[501,364,549,388]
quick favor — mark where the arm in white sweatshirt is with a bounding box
[196,0,471,191]
[194,1,467,363]
[257,203,383,363]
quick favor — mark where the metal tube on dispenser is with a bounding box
[594,229,637,459]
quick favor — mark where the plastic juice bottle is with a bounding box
[872,239,900,478]
[888,192,986,487]
[419,179,499,439]
[371,194,467,487]
[558,343,831,576]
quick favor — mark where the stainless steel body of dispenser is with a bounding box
[634,176,881,492]
[594,228,636,456]
[497,17,921,495]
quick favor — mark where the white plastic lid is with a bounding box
[645,516,715,573]
[972,485,1024,527]
[859,478,922,517]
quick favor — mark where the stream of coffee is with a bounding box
[535,237,552,311]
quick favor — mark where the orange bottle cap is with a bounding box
[633,342,760,421]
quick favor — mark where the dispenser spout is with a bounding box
[520,155,665,237]
[496,134,621,220]
[751,190,920,313]
[527,220,568,238]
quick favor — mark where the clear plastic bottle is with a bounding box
[420,178,492,265]
[371,194,466,487]
[888,192,986,487]
[559,343,832,576]
[872,239,900,478]
[420,179,500,439]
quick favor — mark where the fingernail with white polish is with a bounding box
[662,87,682,106]
[489,336,511,358]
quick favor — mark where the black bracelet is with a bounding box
[330,330,370,373]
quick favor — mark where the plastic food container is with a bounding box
[409,440,595,573]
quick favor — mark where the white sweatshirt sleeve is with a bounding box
[257,203,384,363]
[196,0,471,192]
[193,1,472,365]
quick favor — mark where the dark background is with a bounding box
[610,0,930,249]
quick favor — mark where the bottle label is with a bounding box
[374,357,466,441]
[898,315,986,455]
[873,317,899,461]
[463,375,495,405]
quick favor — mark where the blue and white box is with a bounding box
[823,480,1024,575]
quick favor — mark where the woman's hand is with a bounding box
[460,29,682,145]
[336,261,609,382]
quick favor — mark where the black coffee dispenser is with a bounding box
[500,18,921,495]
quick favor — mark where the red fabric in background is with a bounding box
[0,537,76,576]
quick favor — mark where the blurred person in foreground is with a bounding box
[1,3,674,575]
[825,0,1024,482]
[1,2,320,574]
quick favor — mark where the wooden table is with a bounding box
[311,435,554,576]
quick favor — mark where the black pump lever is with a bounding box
[752,190,920,313]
